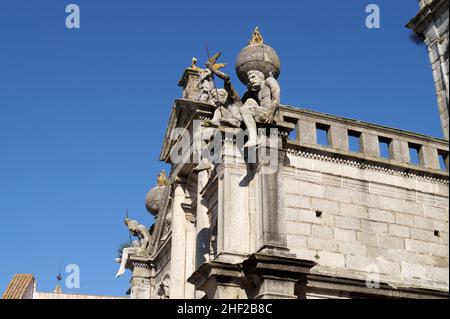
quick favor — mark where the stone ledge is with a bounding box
[304,273,449,299]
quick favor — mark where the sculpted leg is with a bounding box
[115,247,135,278]
[241,99,260,148]
[193,128,214,173]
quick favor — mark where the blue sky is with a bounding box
[0,1,442,296]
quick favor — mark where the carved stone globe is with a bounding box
[235,28,281,85]
[145,170,168,217]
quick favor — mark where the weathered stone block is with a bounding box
[311,225,333,239]
[300,182,324,198]
[410,228,436,242]
[285,194,311,210]
[424,205,448,221]
[361,219,388,234]
[335,216,361,231]
[351,190,379,208]
[405,239,431,255]
[413,216,435,230]
[357,232,378,247]
[401,262,428,281]
[378,235,405,250]
[298,119,316,145]
[391,140,410,163]
[345,255,373,272]
[317,251,346,268]
[361,132,379,157]
[420,146,440,170]
[310,198,339,214]
[339,203,368,219]
[395,213,414,227]
[430,243,449,257]
[338,241,365,255]
[286,234,308,249]
[307,237,338,252]
[329,125,349,151]
[403,200,424,216]
[325,186,352,203]
[334,229,356,242]
[285,221,311,236]
[388,224,410,238]
[378,196,404,212]
[368,208,396,223]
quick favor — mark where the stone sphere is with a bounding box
[145,185,166,217]
[235,43,281,85]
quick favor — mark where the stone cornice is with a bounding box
[406,0,449,33]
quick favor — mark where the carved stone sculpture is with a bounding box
[240,70,281,148]
[115,218,151,278]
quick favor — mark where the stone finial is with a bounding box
[189,57,202,71]
[157,169,168,186]
[249,27,264,46]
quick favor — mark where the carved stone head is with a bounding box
[210,88,228,106]
[124,218,139,235]
[247,70,265,91]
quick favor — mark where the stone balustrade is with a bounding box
[279,105,449,176]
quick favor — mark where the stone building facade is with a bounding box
[407,0,449,139]
[119,25,449,299]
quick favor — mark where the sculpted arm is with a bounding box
[207,63,241,103]
[265,77,281,123]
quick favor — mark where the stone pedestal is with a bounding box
[242,253,316,299]
[128,256,153,299]
[178,68,201,100]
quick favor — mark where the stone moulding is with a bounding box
[304,273,449,299]
[285,143,449,185]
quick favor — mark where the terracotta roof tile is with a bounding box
[2,274,35,299]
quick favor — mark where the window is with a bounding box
[378,136,392,159]
[408,143,421,166]
[316,123,330,146]
[348,130,362,153]
[284,116,298,141]
[438,150,449,171]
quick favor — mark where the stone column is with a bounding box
[169,179,187,299]
[254,127,290,254]
[129,256,152,299]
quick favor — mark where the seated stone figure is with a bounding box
[240,70,281,148]
[202,55,243,128]
[115,218,151,278]
[193,58,243,173]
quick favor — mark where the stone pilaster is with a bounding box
[253,123,292,254]
[169,178,188,299]
[129,256,153,299]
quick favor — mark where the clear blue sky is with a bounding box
[0,0,442,296]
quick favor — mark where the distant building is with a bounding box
[2,274,127,299]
